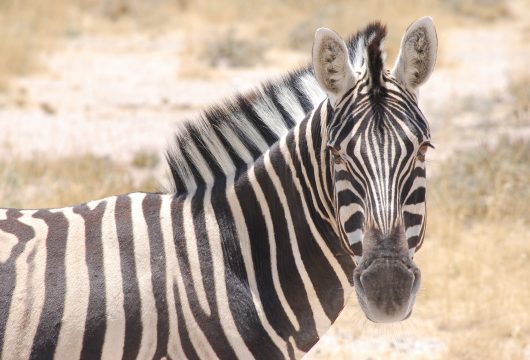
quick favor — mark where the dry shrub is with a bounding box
[0,155,158,209]
[509,74,530,114]
[132,150,160,169]
[201,29,267,68]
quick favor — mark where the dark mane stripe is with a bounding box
[366,23,387,93]
[166,22,388,194]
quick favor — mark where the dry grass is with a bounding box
[419,221,530,359]
[509,74,530,114]
[0,0,515,88]
[173,0,512,71]
[416,138,530,359]
[442,0,512,22]
[131,150,160,169]
[428,137,529,225]
[0,154,158,209]
[0,0,173,89]
[0,0,74,89]
[175,0,449,71]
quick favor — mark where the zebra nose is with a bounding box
[354,258,420,323]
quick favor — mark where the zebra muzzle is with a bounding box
[353,257,421,323]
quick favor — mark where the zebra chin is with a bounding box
[351,229,421,323]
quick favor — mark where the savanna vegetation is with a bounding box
[0,0,512,88]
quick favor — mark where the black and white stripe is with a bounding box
[0,18,438,359]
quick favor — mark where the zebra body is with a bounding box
[0,109,353,358]
[0,17,438,359]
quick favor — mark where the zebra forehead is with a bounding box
[329,100,428,152]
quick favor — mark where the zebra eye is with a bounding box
[329,147,344,165]
[417,142,433,162]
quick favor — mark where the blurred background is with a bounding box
[0,0,529,358]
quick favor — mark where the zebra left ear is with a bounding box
[312,28,356,106]
[392,17,438,96]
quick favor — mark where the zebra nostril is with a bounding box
[353,271,366,298]
[411,267,421,295]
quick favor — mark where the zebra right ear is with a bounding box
[312,28,356,107]
[391,17,438,96]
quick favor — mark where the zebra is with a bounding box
[0,17,438,360]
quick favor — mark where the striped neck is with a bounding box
[221,99,355,353]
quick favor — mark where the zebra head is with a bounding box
[312,18,438,323]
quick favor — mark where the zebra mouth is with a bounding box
[353,257,421,323]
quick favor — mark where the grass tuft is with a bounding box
[132,150,160,169]
[509,74,530,113]
[0,155,158,209]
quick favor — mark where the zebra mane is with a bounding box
[365,23,387,95]
[166,21,387,194]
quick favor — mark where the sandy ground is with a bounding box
[0,32,286,165]
[0,7,529,359]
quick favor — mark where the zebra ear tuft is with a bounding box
[312,28,356,106]
[391,16,437,96]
